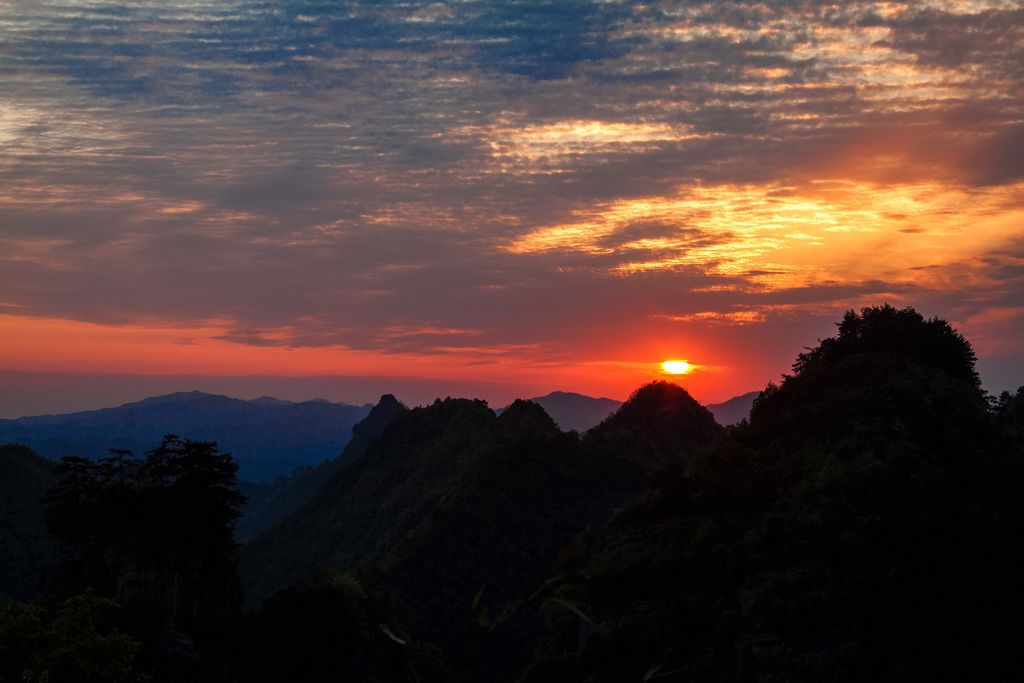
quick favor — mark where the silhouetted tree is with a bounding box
[520,305,1023,681]
[46,436,244,679]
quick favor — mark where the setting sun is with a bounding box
[661,360,692,375]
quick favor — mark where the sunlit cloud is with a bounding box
[0,0,1022,404]
[509,180,1024,290]
[470,118,700,168]
[655,310,770,326]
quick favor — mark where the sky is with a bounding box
[1,0,1023,416]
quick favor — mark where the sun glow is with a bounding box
[661,360,692,375]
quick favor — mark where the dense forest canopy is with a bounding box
[37,437,243,680]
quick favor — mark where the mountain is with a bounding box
[706,390,758,425]
[8,305,1022,682]
[504,389,759,433]
[0,392,372,482]
[240,382,722,678]
[519,305,1023,681]
[515,391,622,432]
[0,444,57,602]
[235,395,406,541]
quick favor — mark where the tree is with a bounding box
[0,593,141,682]
[45,435,245,677]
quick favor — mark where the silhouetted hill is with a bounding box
[520,305,1023,681]
[586,381,724,475]
[241,397,490,604]
[706,390,758,425]
[0,444,57,602]
[0,392,372,481]
[512,391,622,432]
[240,386,721,678]
[505,389,759,432]
[236,395,406,541]
[497,389,759,433]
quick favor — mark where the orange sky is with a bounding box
[1,1,1023,414]
[0,312,733,405]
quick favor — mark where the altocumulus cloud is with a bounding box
[0,0,1022,389]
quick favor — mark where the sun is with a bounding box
[661,360,692,375]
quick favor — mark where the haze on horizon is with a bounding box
[1,0,1023,416]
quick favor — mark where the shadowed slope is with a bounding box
[241,385,723,679]
[0,444,56,602]
[520,305,1022,682]
[236,395,406,541]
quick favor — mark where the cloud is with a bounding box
[0,0,1022,398]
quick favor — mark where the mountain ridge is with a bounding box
[508,388,758,432]
[0,391,372,482]
[236,394,407,541]
[240,383,724,672]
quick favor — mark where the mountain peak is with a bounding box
[589,381,722,470]
[600,381,711,429]
[495,399,560,440]
[375,394,401,410]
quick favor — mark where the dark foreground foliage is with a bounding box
[0,593,141,682]
[231,565,448,683]
[43,436,243,681]
[1,305,1021,682]
[0,444,56,603]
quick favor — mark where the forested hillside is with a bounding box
[0,444,56,602]
[2,306,1021,682]
[519,305,1024,681]
[236,394,406,541]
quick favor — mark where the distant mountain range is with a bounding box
[515,389,758,432]
[503,391,622,431]
[0,391,372,482]
[236,394,406,541]
[707,390,760,425]
[237,389,758,540]
[0,385,747,597]
[0,388,758,485]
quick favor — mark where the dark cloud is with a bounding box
[964,124,1024,186]
[881,7,1024,72]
